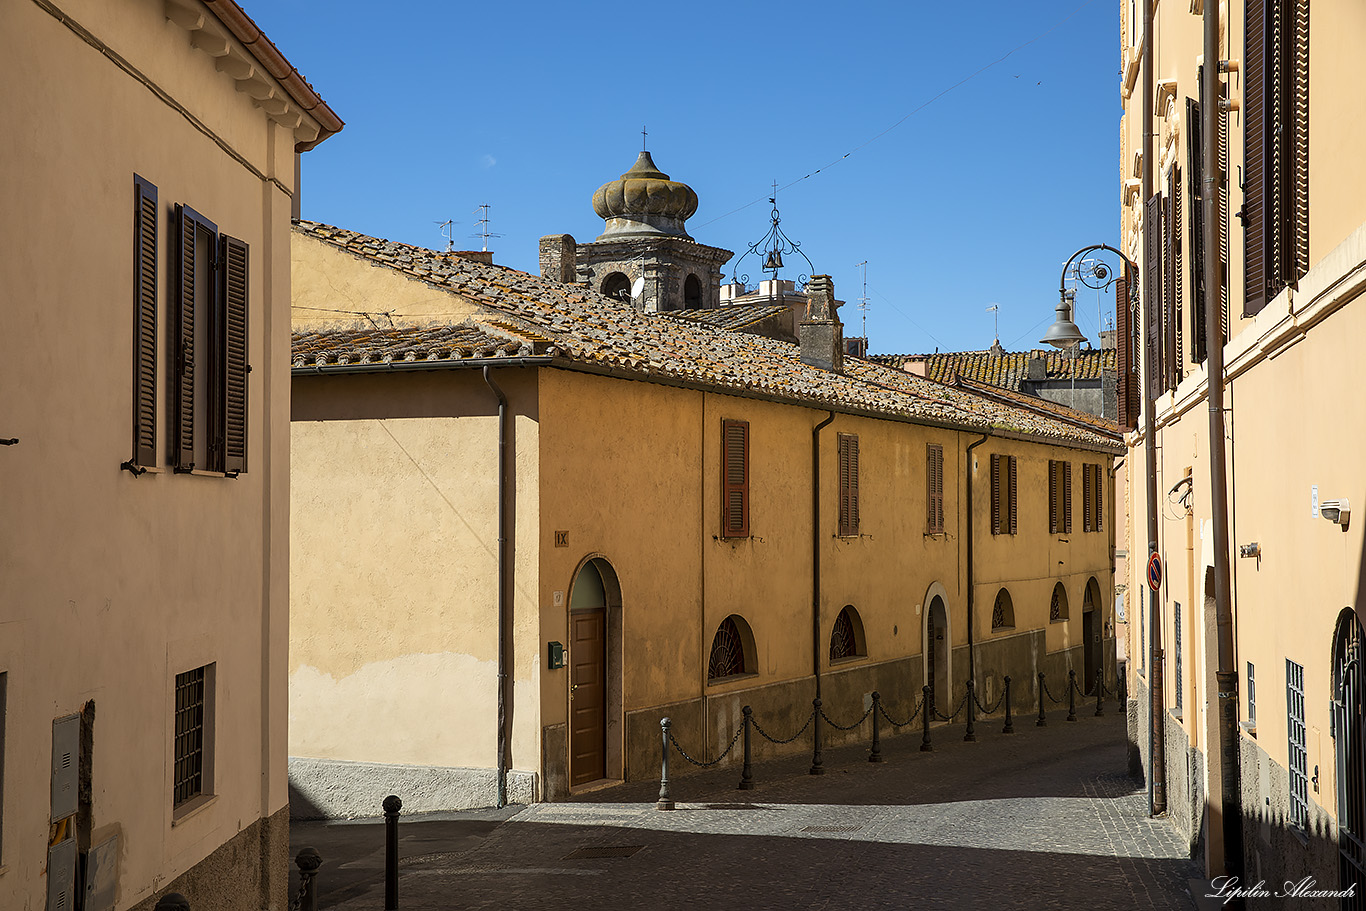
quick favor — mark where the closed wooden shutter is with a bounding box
[1115,271,1136,430]
[927,444,943,533]
[133,176,158,468]
[721,420,749,536]
[1008,456,1018,535]
[1062,461,1072,534]
[1082,464,1092,532]
[1096,466,1105,531]
[990,454,1001,535]
[175,205,200,471]
[1170,165,1183,384]
[838,433,859,536]
[1291,0,1310,282]
[1144,194,1164,402]
[221,235,249,475]
[1048,460,1059,534]
[1187,95,1208,364]
[1244,0,1268,316]
[1218,80,1230,341]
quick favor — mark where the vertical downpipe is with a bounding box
[484,367,510,808]
[812,412,836,699]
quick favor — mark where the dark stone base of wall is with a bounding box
[129,805,289,911]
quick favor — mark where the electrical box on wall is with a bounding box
[51,714,79,822]
[548,642,566,669]
[47,838,76,911]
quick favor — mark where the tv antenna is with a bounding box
[855,261,870,341]
[435,219,458,252]
[471,204,503,252]
[986,303,1000,343]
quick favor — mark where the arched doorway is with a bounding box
[1333,608,1366,901]
[1082,578,1100,694]
[567,557,622,787]
[926,595,949,718]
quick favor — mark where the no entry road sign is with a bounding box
[1147,552,1163,592]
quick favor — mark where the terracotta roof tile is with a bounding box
[291,221,1121,451]
[659,304,789,331]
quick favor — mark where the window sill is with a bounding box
[829,655,866,667]
[991,626,1016,634]
[1049,618,1069,624]
[172,793,217,826]
[924,531,946,539]
[707,672,759,688]
[1240,720,1257,738]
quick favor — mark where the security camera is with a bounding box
[1321,498,1350,530]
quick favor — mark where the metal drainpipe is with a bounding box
[483,367,510,808]
[965,434,989,685]
[1141,0,1167,817]
[812,411,836,697]
[1203,0,1243,879]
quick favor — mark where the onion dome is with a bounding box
[591,151,699,240]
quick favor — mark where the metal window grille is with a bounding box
[830,607,858,660]
[1174,602,1183,713]
[1287,658,1309,828]
[1248,661,1257,726]
[707,617,746,680]
[992,590,1013,630]
[1050,583,1067,622]
[174,666,206,806]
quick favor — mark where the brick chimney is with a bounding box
[539,234,577,284]
[799,274,844,372]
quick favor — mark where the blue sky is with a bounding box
[256,0,1121,355]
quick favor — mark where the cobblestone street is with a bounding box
[293,708,1201,911]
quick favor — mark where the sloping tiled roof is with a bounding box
[290,221,1120,451]
[658,304,789,331]
[292,324,549,367]
[873,349,1115,390]
[954,378,1120,436]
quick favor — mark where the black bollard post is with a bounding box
[1095,668,1105,717]
[964,680,977,742]
[154,895,190,911]
[1003,676,1015,734]
[869,692,884,763]
[383,795,401,911]
[657,718,675,810]
[810,698,826,775]
[739,706,755,789]
[1036,672,1047,727]
[295,847,322,911]
[920,685,933,752]
[1067,669,1078,722]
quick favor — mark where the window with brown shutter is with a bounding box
[1083,464,1094,532]
[1187,94,1209,365]
[1048,460,1059,533]
[838,433,859,536]
[1170,165,1183,385]
[926,444,944,534]
[721,419,749,537]
[174,204,249,476]
[1144,194,1165,403]
[1095,465,1105,531]
[1008,456,1017,534]
[1062,461,1072,533]
[133,175,158,468]
[990,454,1001,535]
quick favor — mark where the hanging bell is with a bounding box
[763,249,783,271]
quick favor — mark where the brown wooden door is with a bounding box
[569,609,606,786]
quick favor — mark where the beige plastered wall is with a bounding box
[1,0,310,907]
[289,369,542,777]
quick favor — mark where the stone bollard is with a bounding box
[295,847,322,911]
[738,706,755,790]
[869,692,884,763]
[1037,672,1047,727]
[657,718,675,810]
[1067,669,1078,722]
[920,685,933,752]
[1002,676,1015,734]
[809,698,825,775]
[383,795,402,911]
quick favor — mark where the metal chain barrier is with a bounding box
[289,878,309,911]
[668,721,745,768]
[751,709,816,745]
[1041,674,1066,705]
[819,703,874,732]
[973,683,1006,715]
[933,687,971,721]
[877,694,924,728]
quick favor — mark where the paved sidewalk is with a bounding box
[291,707,1200,911]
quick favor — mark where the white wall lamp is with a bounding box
[1321,498,1351,531]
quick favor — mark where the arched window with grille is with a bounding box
[829,605,866,661]
[992,588,1015,631]
[1050,582,1069,623]
[707,615,755,681]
